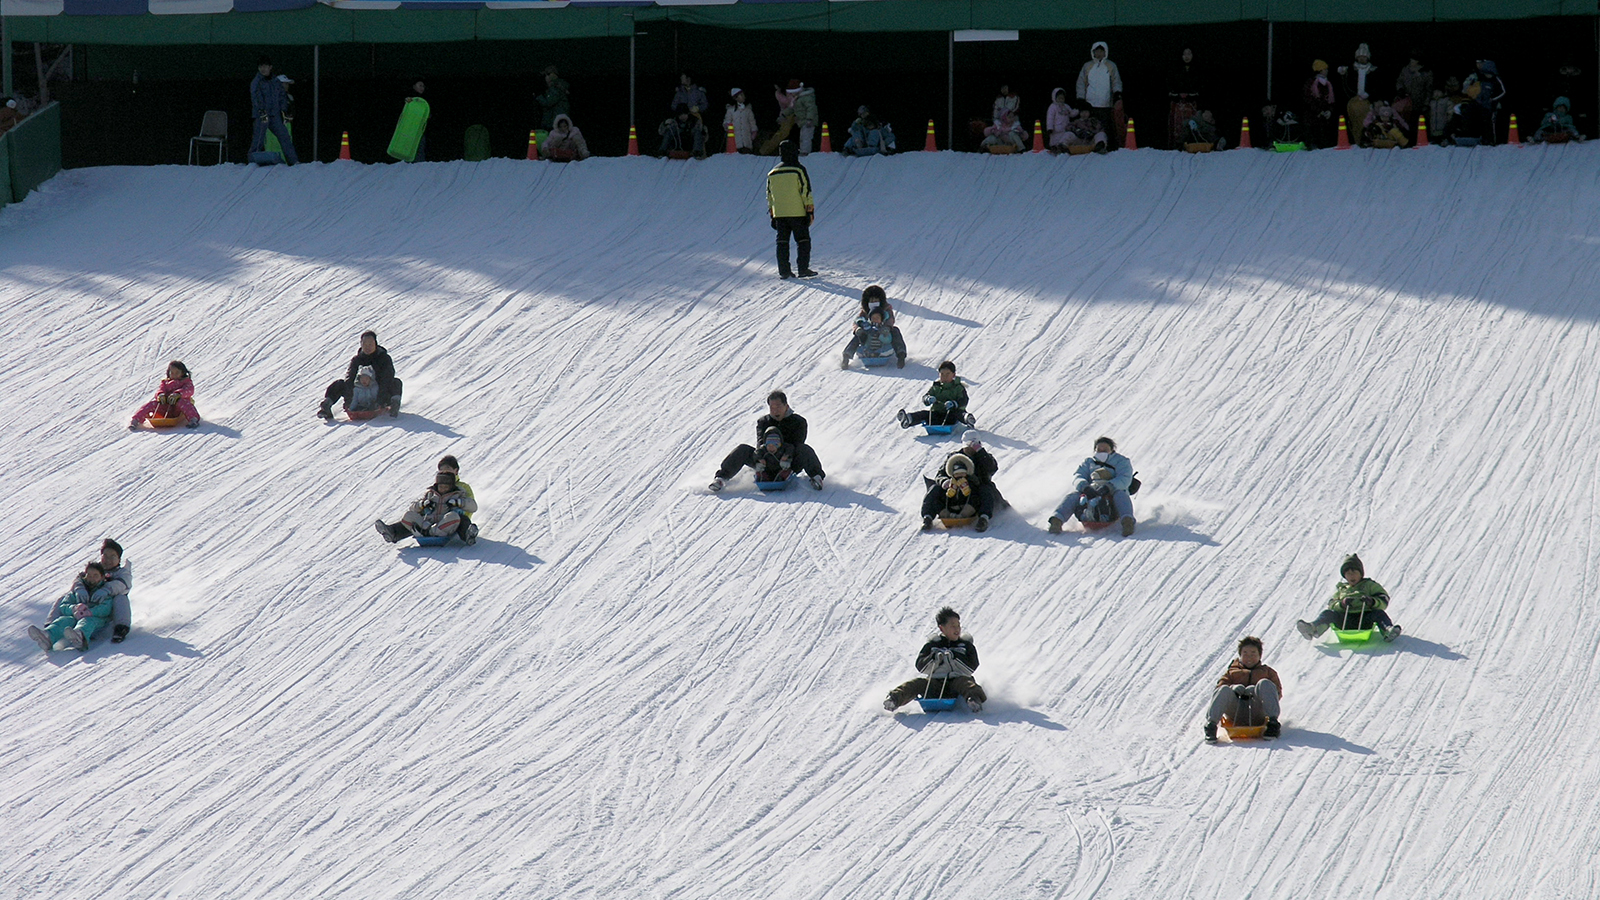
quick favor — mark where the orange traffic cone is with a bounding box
[1507,114,1522,146]
[819,122,832,153]
[1336,115,1351,149]
[526,130,539,161]
[924,119,937,152]
[628,125,640,156]
[1238,117,1252,149]
[1415,115,1429,147]
[725,125,737,154]
[1124,117,1137,150]
[1032,120,1044,153]
[338,131,351,161]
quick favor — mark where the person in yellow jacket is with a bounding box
[765,140,816,279]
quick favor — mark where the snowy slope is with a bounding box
[3,146,1599,900]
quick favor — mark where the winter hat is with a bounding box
[786,79,802,93]
[277,74,294,85]
[357,365,376,383]
[945,453,974,478]
[434,471,458,490]
[962,429,983,449]
[102,538,123,557]
[779,140,799,165]
[5,99,16,109]
[857,105,870,117]
[730,87,743,98]
[1092,467,1115,482]
[1312,59,1329,73]
[1355,43,1371,60]
[1340,553,1365,578]
[763,426,783,446]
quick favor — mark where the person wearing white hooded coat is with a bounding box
[1076,41,1123,146]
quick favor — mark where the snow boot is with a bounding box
[111,624,130,643]
[463,523,479,546]
[64,627,87,651]
[896,409,912,429]
[1120,515,1137,537]
[975,514,990,532]
[1295,620,1327,640]
[841,352,851,369]
[1379,623,1402,642]
[966,697,984,713]
[1203,721,1218,743]
[1264,717,1282,739]
[186,418,200,428]
[896,357,906,369]
[317,397,335,420]
[389,396,402,418]
[962,412,976,426]
[798,268,819,278]
[27,625,51,653]
[1048,516,1064,534]
[809,473,825,490]
[883,697,898,712]
[921,515,934,532]
[375,520,406,543]
[708,476,726,492]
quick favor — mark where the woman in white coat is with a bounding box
[1076,41,1124,148]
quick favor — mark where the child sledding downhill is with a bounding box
[1297,553,1401,641]
[375,469,479,545]
[841,285,908,369]
[884,607,987,714]
[749,427,799,483]
[920,452,990,532]
[896,360,975,429]
[347,366,383,414]
[27,561,116,653]
[129,361,200,429]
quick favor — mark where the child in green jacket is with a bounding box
[1296,553,1401,641]
[897,360,975,429]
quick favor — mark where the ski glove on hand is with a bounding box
[922,395,936,406]
[74,603,91,619]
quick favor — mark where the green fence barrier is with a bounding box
[6,102,63,204]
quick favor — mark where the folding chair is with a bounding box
[189,111,228,165]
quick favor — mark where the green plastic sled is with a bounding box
[265,120,292,157]
[464,124,491,161]
[388,97,431,163]
[1331,626,1377,644]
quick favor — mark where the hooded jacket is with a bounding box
[792,86,819,127]
[1076,42,1123,109]
[915,632,979,676]
[1328,553,1390,613]
[543,114,591,159]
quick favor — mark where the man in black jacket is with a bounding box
[884,607,986,713]
[319,330,403,419]
[709,390,825,491]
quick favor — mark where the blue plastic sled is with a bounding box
[923,424,955,435]
[858,354,896,368]
[415,535,450,546]
[916,696,960,712]
[755,474,797,492]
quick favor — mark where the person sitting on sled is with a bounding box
[896,360,973,429]
[841,284,907,368]
[709,390,826,491]
[98,538,134,643]
[375,469,479,544]
[1296,553,1400,641]
[348,365,383,413]
[1203,635,1283,742]
[1049,436,1136,535]
[883,607,986,713]
[920,452,986,531]
[27,561,116,653]
[319,330,402,420]
[129,360,200,429]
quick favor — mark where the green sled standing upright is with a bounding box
[388,97,431,163]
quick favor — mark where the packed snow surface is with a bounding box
[4,146,1600,899]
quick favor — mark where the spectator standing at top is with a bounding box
[724,89,758,153]
[1304,60,1339,148]
[790,81,819,155]
[1393,53,1434,130]
[1338,43,1379,130]
[1167,48,1202,149]
[1076,42,1123,150]
[672,72,708,115]
[536,65,571,131]
[249,55,298,165]
[765,141,816,279]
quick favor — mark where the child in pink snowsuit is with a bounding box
[130,361,200,429]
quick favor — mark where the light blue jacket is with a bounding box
[1074,451,1133,494]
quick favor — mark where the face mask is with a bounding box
[1094,451,1110,462]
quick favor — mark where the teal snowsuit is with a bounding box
[44,579,115,644]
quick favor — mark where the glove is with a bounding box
[770,217,778,231]
[423,497,437,513]
[922,395,935,407]
[447,497,462,509]
[1233,684,1256,698]
[943,400,958,410]
[779,456,792,470]
[74,603,91,619]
